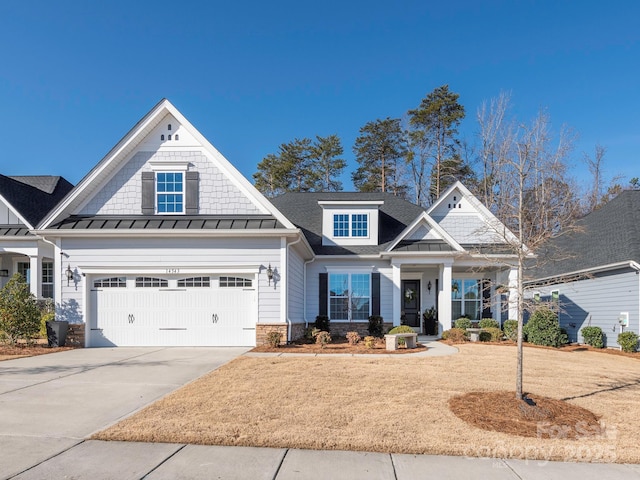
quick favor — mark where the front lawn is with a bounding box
[94,343,640,463]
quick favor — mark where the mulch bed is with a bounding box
[251,337,427,354]
[450,391,603,439]
[0,343,74,361]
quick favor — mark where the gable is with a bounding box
[428,184,508,245]
[0,196,24,226]
[40,100,295,229]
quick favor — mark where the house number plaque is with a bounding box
[165,268,180,274]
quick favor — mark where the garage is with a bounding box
[88,275,256,347]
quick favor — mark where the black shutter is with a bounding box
[141,172,155,214]
[371,272,380,316]
[319,273,328,316]
[482,279,492,318]
[185,171,199,214]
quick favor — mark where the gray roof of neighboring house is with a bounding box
[48,215,285,231]
[530,190,640,279]
[0,175,74,228]
[271,192,426,255]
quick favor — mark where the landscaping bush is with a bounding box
[265,331,282,348]
[0,274,40,345]
[388,325,415,335]
[368,315,384,337]
[314,315,330,333]
[503,320,518,341]
[523,308,567,347]
[481,327,503,342]
[363,336,376,349]
[617,331,639,353]
[441,328,468,343]
[39,312,55,338]
[479,331,492,342]
[454,317,472,330]
[303,326,317,343]
[479,318,499,329]
[581,326,604,348]
[315,331,332,348]
[345,331,361,345]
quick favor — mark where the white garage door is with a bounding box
[89,275,256,347]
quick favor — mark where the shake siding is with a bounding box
[534,268,639,346]
[287,246,305,323]
[58,236,283,324]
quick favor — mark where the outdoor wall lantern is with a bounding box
[427,280,432,293]
[0,269,8,277]
[66,265,74,286]
[266,263,274,286]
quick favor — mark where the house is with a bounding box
[10,99,521,347]
[526,190,640,346]
[0,175,73,297]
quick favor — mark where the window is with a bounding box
[156,172,184,213]
[135,277,168,288]
[451,279,480,321]
[17,262,30,285]
[333,213,368,238]
[329,273,370,321]
[94,277,126,288]
[219,276,252,288]
[42,262,53,298]
[178,277,211,287]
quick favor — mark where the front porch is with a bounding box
[390,261,517,336]
[0,245,57,299]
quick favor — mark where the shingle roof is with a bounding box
[530,190,640,279]
[48,215,284,231]
[271,192,425,255]
[0,175,74,227]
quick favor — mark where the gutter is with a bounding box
[284,235,304,343]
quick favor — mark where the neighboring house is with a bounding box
[9,99,521,347]
[526,190,640,347]
[0,175,73,297]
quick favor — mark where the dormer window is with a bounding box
[333,213,368,238]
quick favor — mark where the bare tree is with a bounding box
[477,103,581,400]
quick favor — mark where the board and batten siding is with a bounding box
[0,200,23,225]
[57,236,283,325]
[287,245,305,324]
[533,267,639,347]
[305,259,393,323]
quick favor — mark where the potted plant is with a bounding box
[423,306,438,335]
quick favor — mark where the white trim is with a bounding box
[318,200,384,206]
[148,160,189,171]
[385,212,464,253]
[325,266,375,273]
[32,228,299,238]
[80,265,261,275]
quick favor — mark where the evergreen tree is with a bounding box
[352,117,407,195]
[309,134,346,192]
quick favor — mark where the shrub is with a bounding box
[523,308,567,347]
[40,312,56,338]
[454,318,472,330]
[314,315,330,333]
[503,320,518,341]
[315,331,331,348]
[265,330,282,348]
[581,326,604,348]
[479,318,499,329]
[617,331,639,353]
[441,328,468,343]
[363,336,376,349]
[0,274,40,345]
[346,331,361,345]
[482,327,503,342]
[388,325,415,335]
[368,315,384,337]
[479,331,492,342]
[303,326,317,343]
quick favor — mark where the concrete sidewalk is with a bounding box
[10,440,640,479]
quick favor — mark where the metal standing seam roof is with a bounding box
[47,215,285,230]
[392,240,456,253]
[0,227,34,237]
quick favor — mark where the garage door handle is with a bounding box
[212,314,218,324]
[128,314,135,324]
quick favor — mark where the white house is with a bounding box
[1,99,521,347]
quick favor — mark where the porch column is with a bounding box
[508,267,519,321]
[391,262,401,326]
[438,262,453,334]
[29,255,41,298]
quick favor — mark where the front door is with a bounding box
[401,279,420,328]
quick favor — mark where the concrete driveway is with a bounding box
[0,347,248,479]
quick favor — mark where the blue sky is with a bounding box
[1,0,638,191]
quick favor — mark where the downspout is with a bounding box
[285,235,303,342]
[631,262,640,338]
[303,257,314,328]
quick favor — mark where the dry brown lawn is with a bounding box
[94,343,640,463]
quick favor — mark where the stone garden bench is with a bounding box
[384,333,418,351]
